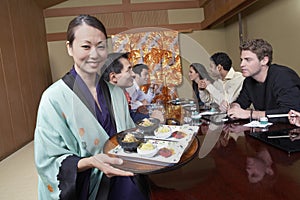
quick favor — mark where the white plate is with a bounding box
[154,126,172,139]
[109,125,199,165]
[137,143,158,158]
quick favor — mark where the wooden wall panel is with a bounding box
[0,0,52,160]
[5,0,29,147]
[10,1,33,141]
[0,0,16,160]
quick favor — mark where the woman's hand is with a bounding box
[197,79,210,89]
[78,154,134,177]
[92,154,134,177]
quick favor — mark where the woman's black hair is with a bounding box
[67,14,107,46]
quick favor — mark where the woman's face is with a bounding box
[67,24,108,77]
[188,66,199,81]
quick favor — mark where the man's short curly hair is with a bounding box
[240,39,273,66]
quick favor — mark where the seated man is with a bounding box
[227,39,300,122]
[198,52,245,112]
[126,64,157,110]
[101,53,163,123]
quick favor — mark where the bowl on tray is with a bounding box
[116,131,144,152]
[136,117,160,134]
[154,126,172,139]
[137,141,158,158]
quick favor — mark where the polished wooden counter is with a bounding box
[149,120,300,200]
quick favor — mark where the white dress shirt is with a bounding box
[199,68,245,106]
[126,80,155,109]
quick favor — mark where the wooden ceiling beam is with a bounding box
[46,22,202,42]
[43,0,201,18]
[43,0,265,35]
[198,0,210,7]
[200,0,258,29]
[34,0,67,9]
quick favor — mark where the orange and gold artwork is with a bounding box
[111,30,182,87]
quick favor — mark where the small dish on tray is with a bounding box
[137,142,158,158]
[171,131,187,139]
[154,126,172,139]
[116,131,144,152]
[106,125,200,172]
[136,118,160,134]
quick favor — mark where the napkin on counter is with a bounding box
[243,120,273,128]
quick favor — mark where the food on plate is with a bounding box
[154,126,172,139]
[117,132,144,152]
[137,141,158,157]
[136,118,160,134]
[139,141,155,150]
[138,118,154,127]
[156,126,171,133]
[158,147,173,158]
[122,133,139,143]
[171,131,187,139]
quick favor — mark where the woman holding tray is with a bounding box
[34,14,150,200]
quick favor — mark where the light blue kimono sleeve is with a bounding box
[34,80,107,199]
[107,82,136,132]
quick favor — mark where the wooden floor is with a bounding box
[0,141,37,200]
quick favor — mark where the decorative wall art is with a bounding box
[112,29,182,103]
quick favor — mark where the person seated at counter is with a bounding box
[101,53,164,123]
[188,63,215,107]
[126,63,158,110]
[227,39,300,122]
[197,52,245,112]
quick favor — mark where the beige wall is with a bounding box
[46,0,300,89]
[225,0,300,75]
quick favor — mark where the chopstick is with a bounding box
[267,135,290,139]
[267,113,297,118]
[267,134,298,139]
[266,114,289,118]
[139,136,178,142]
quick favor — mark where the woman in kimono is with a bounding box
[34,15,149,200]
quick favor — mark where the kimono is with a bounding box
[34,70,147,199]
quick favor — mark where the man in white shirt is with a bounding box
[126,64,156,110]
[198,52,245,111]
